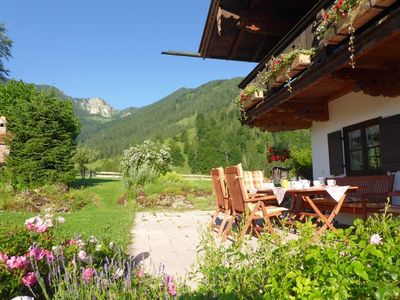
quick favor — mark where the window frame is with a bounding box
[343,117,383,176]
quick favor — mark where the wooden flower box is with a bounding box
[268,54,312,89]
[242,90,264,110]
[320,0,396,45]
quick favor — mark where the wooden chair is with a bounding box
[222,165,287,242]
[210,167,231,237]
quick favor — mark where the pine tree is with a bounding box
[0,81,80,187]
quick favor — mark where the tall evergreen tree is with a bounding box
[0,23,12,81]
[0,81,80,187]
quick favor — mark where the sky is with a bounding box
[2,1,256,109]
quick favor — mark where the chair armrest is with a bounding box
[246,195,277,203]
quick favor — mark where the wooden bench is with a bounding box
[311,175,400,218]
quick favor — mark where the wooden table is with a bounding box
[257,186,358,239]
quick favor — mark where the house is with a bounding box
[0,116,10,164]
[166,0,400,208]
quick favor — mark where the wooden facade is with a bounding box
[191,0,400,132]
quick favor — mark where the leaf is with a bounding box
[352,261,369,281]
[369,247,384,259]
[286,271,297,279]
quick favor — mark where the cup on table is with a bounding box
[280,179,289,188]
[313,180,321,187]
[318,177,325,186]
[294,181,303,189]
[301,179,310,189]
[327,179,336,187]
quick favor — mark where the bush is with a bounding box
[190,212,400,299]
[120,140,172,188]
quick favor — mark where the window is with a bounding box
[343,118,382,175]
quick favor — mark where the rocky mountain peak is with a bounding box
[78,97,115,118]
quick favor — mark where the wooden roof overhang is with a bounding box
[242,3,400,132]
[198,0,321,62]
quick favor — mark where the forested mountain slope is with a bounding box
[78,78,244,157]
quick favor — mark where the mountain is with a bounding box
[76,97,115,118]
[77,78,243,157]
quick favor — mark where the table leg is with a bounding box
[302,195,337,232]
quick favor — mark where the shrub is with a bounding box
[190,212,400,299]
[120,140,172,187]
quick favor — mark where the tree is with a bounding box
[0,81,80,187]
[0,23,13,81]
[73,147,98,179]
[168,141,184,167]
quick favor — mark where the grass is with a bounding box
[0,178,136,250]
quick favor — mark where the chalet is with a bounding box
[166,0,400,216]
[0,116,9,164]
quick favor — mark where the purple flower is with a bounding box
[370,234,382,245]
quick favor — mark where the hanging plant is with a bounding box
[264,48,316,91]
[266,146,291,163]
[315,0,396,67]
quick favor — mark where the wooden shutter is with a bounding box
[328,130,344,176]
[380,114,400,172]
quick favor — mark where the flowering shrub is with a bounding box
[266,146,291,163]
[192,212,400,299]
[0,212,179,299]
[120,140,172,187]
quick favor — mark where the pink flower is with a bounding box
[82,268,96,282]
[22,272,37,287]
[0,252,8,262]
[136,268,144,278]
[6,256,29,270]
[44,218,53,227]
[370,234,382,245]
[166,275,176,296]
[35,224,48,233]
[44,250,55,262]
[28,247,46,261]
[78,250,88,261]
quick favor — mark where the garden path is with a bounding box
[129,211,212,280]
[129,211,298,285]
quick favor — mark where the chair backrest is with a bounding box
[211,167,228,209]
[243,170,265,190]
[225,165,248,214]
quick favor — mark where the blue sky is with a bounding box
[2,1,255,109]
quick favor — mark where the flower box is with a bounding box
[242,90,264,109]
[268,54,312,88]
[320,0,396,45]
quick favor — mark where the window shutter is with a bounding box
[328,130,344,176]
[380,114,400,172]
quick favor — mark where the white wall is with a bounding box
[311,92,400,203]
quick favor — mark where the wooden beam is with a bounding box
[277,101,330,121]
[244,6,400,127]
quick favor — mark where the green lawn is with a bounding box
[0,178,136,249]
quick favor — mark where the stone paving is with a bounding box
[129,210,299,285]
[129,211,213,279]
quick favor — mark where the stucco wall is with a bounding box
[311,92,400,203]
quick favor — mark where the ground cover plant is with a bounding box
[0,212,178,299]
[190,212,400,299]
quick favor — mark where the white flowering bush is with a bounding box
[120,141,172,187]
